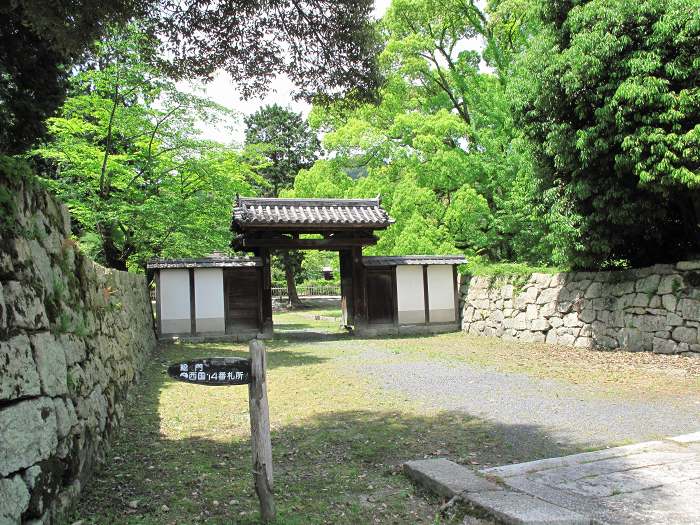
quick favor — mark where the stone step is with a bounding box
[404,458,590,525]
[464,490,590,525]
[404,458,503,498]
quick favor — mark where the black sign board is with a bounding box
[168,357,251,386]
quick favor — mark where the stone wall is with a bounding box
[460,262,700,356]
[1,164,156,524]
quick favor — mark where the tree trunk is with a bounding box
[283,252,303,308]
[98,223,128,271]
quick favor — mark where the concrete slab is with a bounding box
[667,431,700,444]
[404,458,502,498]
[464,490,590,525]
[482,433,700,524]
[483,441,673,479]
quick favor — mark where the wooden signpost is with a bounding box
[168,340,275,522]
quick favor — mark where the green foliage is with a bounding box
[1,1,380,155]
[513,0,700,268]
[0,0,142,154]
[245,104,322,305]
[465,257,563,278]
[297,0,554,263]
[34,25,262,270]
[245,104,321,196]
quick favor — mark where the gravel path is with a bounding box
[364,359,700,450]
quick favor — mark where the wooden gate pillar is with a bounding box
[258,248,273,338]
[350,247,368,332]
[339,249,354,327]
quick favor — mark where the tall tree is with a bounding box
[302,0,554,263]
[35,26,263,270]
[1,0,380,155]
[245,105,321,306]
[513,0,700,268]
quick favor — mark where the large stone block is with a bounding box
[635,274,660,294]
[0,334,41,401]
[563,313,582,328]
[525,304,538,320]
[0,282,5,332]
[0,474,30,524]
[585,281,603,299]
[677,261,700,271]
[512,313,529,331]
[549,316,564,328]
[661,294,677,313]
[579,307,596,323]
[622,328,653,352]
[30,333,68,396]
[611,280,635,296]
[530,318,549,332]
[536,287,559,305]
[404,458,501,499]
[53,398,77,440]
[672,326,698,344]
[653,337,678,354]
[0,398,58,476]
[658,274,683,295]
[679,299,700,320]
[557,333,576,346]
[521,331,545,343]
[3,281,49,330]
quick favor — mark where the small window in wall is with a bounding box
[427,265,456,323]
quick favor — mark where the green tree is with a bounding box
[301,0,553,263]
[245,105,321,306]
[35,26,262,270]
[513,0,700,268]
[2,0,380,155]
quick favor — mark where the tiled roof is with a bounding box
[362,255,468,266]
[147,256,261,269]
[232,196,393,230]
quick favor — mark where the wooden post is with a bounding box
[258,249,274,337]
[339,249,354,326]
[248,339,275,522]
[189,268,196,335]
[351,247,368,332]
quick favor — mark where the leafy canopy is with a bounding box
[35,26,263,270]
[513,0,700,268]
[1,0,380,155]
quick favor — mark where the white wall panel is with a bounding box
[427,265,455,322]
[194,268,224,318]
[396,265,425,324]
[160,269,190,320]
[194,268,225,333]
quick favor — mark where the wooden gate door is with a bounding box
[366,268,396,325]
[223,268,262,333]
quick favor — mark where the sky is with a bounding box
[181,0,391,145]
[186,0,487,146]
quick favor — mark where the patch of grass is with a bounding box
[72,335,575,524]
[71,331,699,524]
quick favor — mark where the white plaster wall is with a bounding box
[396,265,425,324]
[194,268,224,318]
[427,265,456,322]
[194,268,225,332]
[160,269,190,320]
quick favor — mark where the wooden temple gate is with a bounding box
[148,196,466,339]
[231,196,394,336]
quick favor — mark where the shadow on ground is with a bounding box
[69,339,670,525]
